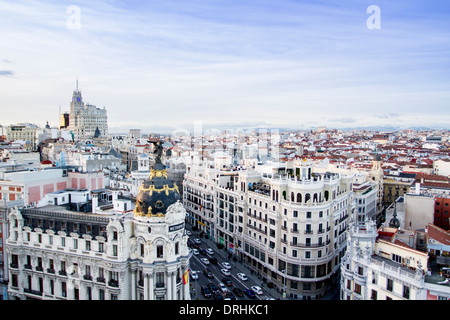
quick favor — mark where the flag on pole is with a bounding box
[183,269,189,285]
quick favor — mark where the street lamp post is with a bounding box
[282,268,287,300]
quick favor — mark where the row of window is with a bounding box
[10,273,118,300]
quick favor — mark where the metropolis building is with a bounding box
[5,150,191,300]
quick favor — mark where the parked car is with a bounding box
[200,258,210,265]
[194,238,201,244]
[251,285,263,295]
[186,230,191,236]
[192,248,199,255]
[233,287,244,297]
[206,248,214,255]
[237,273,248,281]
[221,268,231,276]
[222,262,232,269]
[190,270,198,280]
[201,286,212,298]
[244,289,256,298]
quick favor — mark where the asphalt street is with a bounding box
[186,224,340,301]
[187,228,275,300]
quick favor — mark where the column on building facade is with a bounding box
[172,272,177,300]
[143,273,149,300]
[131,269,136,300]
[167,271,172,300]
[148,271,154,300]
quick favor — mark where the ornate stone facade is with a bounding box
[5,156,191,300]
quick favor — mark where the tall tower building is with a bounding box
[68,79,108,141]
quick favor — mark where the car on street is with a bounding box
[237,273,248,281]
[208,257,218,264]
[186,230,191,236]
[200,249,207,255]
[222,278,233,286]
[190,270,198,280]
[226,292,236,300]
[201,286,212,298]
[192,248,199,255]
[251,286,263,295]
[218,283,228,293]
[233,287,244,297]
[214,292,224,300]
[206,248,214,255]
[207,283,218,293]
[200,258,210,265]
[222,262,232,269]
[221,268,231,276]
[194,238,201,244]
[244,289,256,298]
[191,242,199,249]
[203,268,214,279]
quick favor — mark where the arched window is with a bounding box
[305,193,310,204]
[297,193,302,203]
[313,193,318,203]
[291,192,295,202]
[324,190,329,201]
[283,191,287,201]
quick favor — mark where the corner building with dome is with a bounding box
[130,160,191,300]
[5,153,191,300]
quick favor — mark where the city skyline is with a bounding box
[1,0,450,133]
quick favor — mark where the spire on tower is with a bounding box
[76,77,79,91]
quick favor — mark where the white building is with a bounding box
[68,81,108,141]
[184,158,354,299]
[433,159,450,177]
[5,159,191,300]
[341,220,450,300]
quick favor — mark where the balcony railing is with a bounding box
[108,279,119,287]
[24,288,43,296]
[96,277,105,283]
[290,241,328,248]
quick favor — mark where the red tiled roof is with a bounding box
[427,223,450,245]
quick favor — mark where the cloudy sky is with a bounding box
[1,0,449,133]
